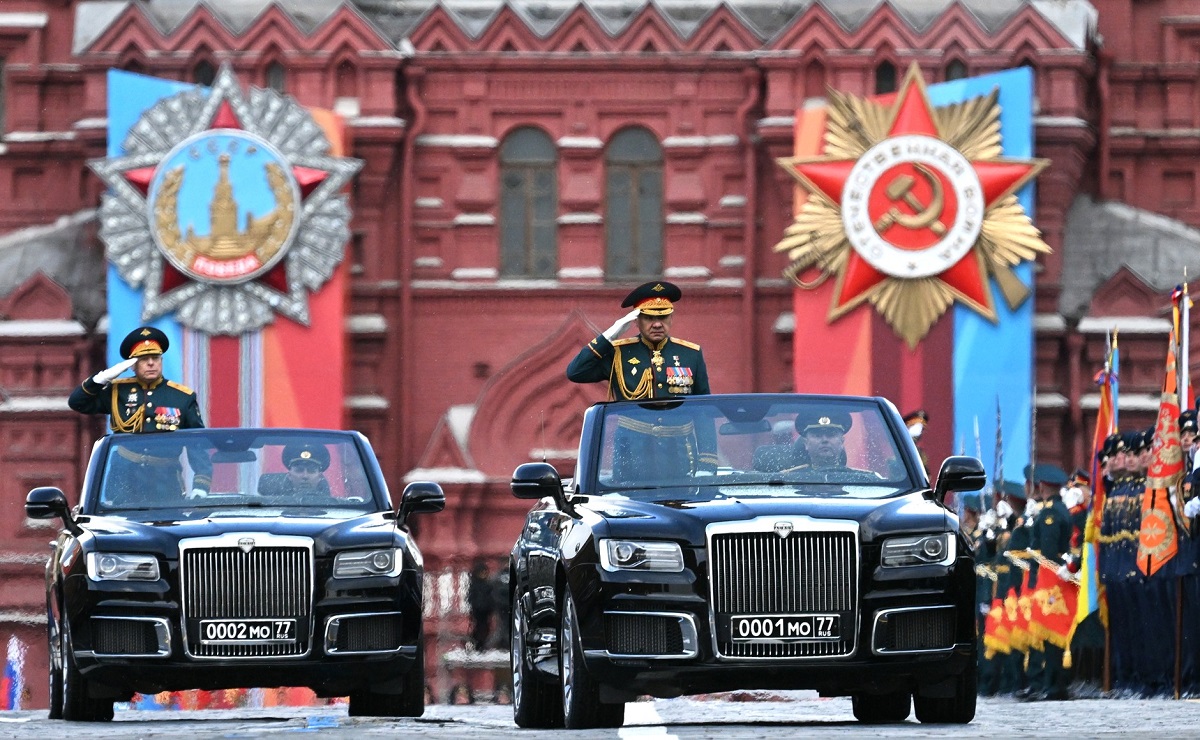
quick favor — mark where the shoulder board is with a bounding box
[612,338,640,346]
[166,380,196,395]
[672,338,701,350]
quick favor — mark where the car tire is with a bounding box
[913,665,977,724]
[560,590,623,730]
[60,625,113,722]
[511,592,561,728]
[46,611,62,720]
[851,690,910,723]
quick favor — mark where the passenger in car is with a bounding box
[784,412,883,483]
[258,443,333,498]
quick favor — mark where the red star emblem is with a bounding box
[776,64,1049,346]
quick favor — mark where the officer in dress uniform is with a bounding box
[995,478,1031,695]
[1100,430,1142,694]
[69,326,210,501]
[1020,463,1073,701]
[567,281,710,400]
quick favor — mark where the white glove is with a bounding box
[186,488,208,501]
[91,358,137,385]
[1056,565,1072,581]
[1185,497,1200,518]
[602,308,641,342]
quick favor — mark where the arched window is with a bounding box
[266,61,286,93]
[874,61,897,94]
[499,127,558,278]
[605,128,663,280]
[946,59,968,81]
[193,60,216,86]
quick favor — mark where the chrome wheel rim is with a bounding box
[511,603,524,710]
[561,596,574,721]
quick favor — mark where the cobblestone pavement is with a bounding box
[3,693,1200,738]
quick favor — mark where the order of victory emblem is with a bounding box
[91,65,363,334]
[774,64,1050,347]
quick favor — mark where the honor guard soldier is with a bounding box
[903,409,930,473]
[69,326,210,500]
[567,281,710,400]
[1020,463,1073,702]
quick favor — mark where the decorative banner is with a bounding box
[93,68,361,430]
[775,63,1048,348]
[777,66,1040,485]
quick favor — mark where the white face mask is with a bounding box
[908,422,924,439]
[1023,499,1038,522]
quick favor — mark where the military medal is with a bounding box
[651,351,664,370]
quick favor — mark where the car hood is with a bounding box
[581,487,948,543]
[79,513,400,557]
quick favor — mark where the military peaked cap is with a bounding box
[795,410,852,434]
[903,409,929,425]
[119,326,170,359]
[282,443,330,471]
[621,281,682,316]
[1000,479,1026,500]
[1181,409,1198,434]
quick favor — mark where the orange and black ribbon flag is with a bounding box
[1137,299,1185,577]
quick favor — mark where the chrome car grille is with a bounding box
[180,541,313,658]
[710,530,857,658]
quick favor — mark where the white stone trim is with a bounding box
[73,117,107,130]
[1076,316,1171,334]
[4,130,75,142]
[451,267,499,280]
[666,212,706,225]
[774,312,795,334]
[404,467,487,484]
[558,212,602,225]
[0,611,46,625]
[453,213,495,226]
[1035,116,1088,128]
[663,135,739,148]
[1035,392,1069,409]
[0,13,49,28]
[1110,127,1200,138]
[350,116,406,128]
[346,314,387,334]
[719,195,746,208]
[711,278,746,288]
[414,197,443,209]
[0,396,70,413]
[719,255,745,268]
[558,266,604,279]
[1079,392,1159,411]
[758,116,795,128]
[1033,314,1067,332]
[557,136,603,149]
[415,134,498,148]
[0,319,85,336]
[664,266,711,279]
[345,395,389,410]
[414,256,443,268]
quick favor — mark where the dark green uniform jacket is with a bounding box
[567,334,710,400]
[69,376,205,433]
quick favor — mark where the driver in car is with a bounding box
[258,444,333,498]
[785,411,883,483]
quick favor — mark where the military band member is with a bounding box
[69,326,210,499]
[567,281,710,400]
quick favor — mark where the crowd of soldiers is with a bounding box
[965,410,1200,700]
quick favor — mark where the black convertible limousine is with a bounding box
[26,428,444,721]
[507,394,985,728]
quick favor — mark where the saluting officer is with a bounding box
[567,281,710,400]
[69,326,204,433]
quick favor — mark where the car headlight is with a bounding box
[881,533,955,567]
[599,539,684,572]
[333,548,403,578]
[86,552,160,581]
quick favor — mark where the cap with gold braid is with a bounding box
[119,326,170,360]
[621,281,682,317]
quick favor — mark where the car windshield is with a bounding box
[94,430,378,517]
[592,397,914,499]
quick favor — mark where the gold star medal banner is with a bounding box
[774,65,1045,486]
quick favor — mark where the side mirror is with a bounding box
[397,481,445,524]
[26,487,80,535]
[511,462,562,500]
[931,456,987,502]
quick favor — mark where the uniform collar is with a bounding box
[640,335,669,352]
[137,377,164,391]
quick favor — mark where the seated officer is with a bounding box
[785,411,882,483]
[258,443,333,498]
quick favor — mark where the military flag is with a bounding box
[1075,331,1116,634]
[1137,311,1184,577]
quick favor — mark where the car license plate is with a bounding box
[199,618,297,644]
[730,614,840,642]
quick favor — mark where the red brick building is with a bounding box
[0,0,1197,706]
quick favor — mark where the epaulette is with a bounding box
[612,338,640,346]
[672,338,701,350]
[167,380,196,395]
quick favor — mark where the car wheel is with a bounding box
[46,612,63,720]
[560,590,623,730]
[511,592,561,728]
[60,625,113,722]
[851,690,911,723]
[914,665,976,724]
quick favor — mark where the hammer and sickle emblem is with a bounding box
[874,163,947,236]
